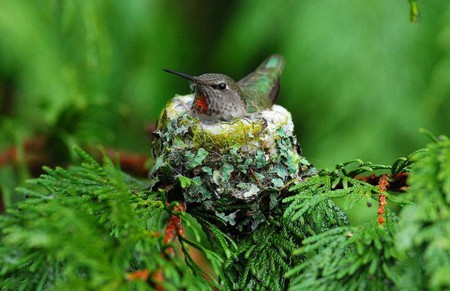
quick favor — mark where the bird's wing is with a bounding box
[238,54,285,112]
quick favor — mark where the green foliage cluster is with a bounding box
[287,216,400,290]
[397,136,450,290]
[1,136,448,290]
[0,148,214,290]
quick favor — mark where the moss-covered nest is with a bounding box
[151,94,312,234]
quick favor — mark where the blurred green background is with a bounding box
[1,0,449,209]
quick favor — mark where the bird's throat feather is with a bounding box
[194,96,208,113]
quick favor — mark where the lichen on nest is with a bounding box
[151,94,311,233]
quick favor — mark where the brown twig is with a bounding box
[249,167,263,188]
[356,172,409,193]
[0,135,150,177]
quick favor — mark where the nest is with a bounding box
[151,94,311,233]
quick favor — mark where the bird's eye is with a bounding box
[217,83,226,90]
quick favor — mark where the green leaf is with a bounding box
[221,163,234,183]
[178,175,192,188]
[187,148,208,169]
[272,178,284,188]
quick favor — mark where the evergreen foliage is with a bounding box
[1,135,448,289]
[397,135,450,290]
[287,217,400,290]
[0,148,216,290]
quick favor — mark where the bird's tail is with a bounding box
[256,54,285,74]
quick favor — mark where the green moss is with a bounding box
[191,119,266,152]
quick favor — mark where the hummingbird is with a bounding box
[163,55,285,121]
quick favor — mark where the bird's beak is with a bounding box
[163,69,204,84]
